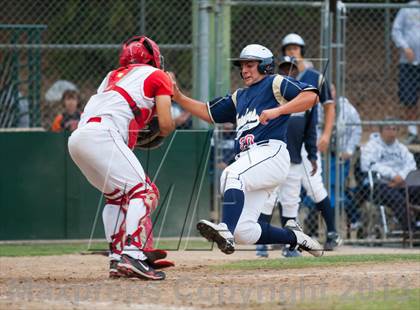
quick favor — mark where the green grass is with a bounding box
[296,288,420,310]
[0,242,108,257]
[153,239,215,251]
[0,239,211,257]
[213,254,420,270]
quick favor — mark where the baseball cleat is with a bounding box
[285,219,323,257]
[109,259,123,278]
[324,231,343,251]
[117,254,166,280]
[197,220,235,255]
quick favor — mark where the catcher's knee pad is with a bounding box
[138,213,154,250]
[234,220,261,245]
[143,176,159,212]
[220,169,244,193]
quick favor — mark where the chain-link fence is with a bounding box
[0,0,193,129]
[2,0,419,246]
[211,0,420,247]
[229,1,323,88]
[332,1,420,246]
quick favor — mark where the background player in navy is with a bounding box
[256,56,319,258]
[282,33,342,250]
[170,44,323,257]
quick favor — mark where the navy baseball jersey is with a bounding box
[277,65,322,164]
[207,75,317,154]
[297,68,332,106]
[287,106,318,164]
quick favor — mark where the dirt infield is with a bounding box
[1,246,419,310]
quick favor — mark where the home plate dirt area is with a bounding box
[0,246,419,309]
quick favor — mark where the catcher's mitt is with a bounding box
[135,116,165,150]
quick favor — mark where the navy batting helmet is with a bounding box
[232,44,275,75]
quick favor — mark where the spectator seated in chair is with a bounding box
[361,120,420,231]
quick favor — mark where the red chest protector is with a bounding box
[105,66,156,149]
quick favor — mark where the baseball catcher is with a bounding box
[68,35,175,280]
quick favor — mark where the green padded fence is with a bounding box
[0,130,211,240]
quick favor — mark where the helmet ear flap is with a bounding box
[257,63,265,74]
[257,57,275,75]
[238,57,274,79]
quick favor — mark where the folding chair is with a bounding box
[363,169,403,243]
[366,169,387,241]
[405,170,420,248]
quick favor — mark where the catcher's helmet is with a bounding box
[232,44,275,75]
[281,33,305,56]
[119,35,163,69]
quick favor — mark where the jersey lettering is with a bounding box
[239,134,255,151]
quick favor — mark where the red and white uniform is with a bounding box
[79,64,172,146]
[68,64,172,260]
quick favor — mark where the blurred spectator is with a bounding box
[16,92,30,127]
[329,85,362,163]
[361,120,418,229]
[51,89,81,132]
[0,89,30,128]
[45,80,78,103]
[327,85,362,227]
[391,0,420,144]
[171,102,192,129]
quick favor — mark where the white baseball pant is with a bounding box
[301,146,328,203]
[260,163,307,219]
[220,140,290,244]
[68,117,149,259]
